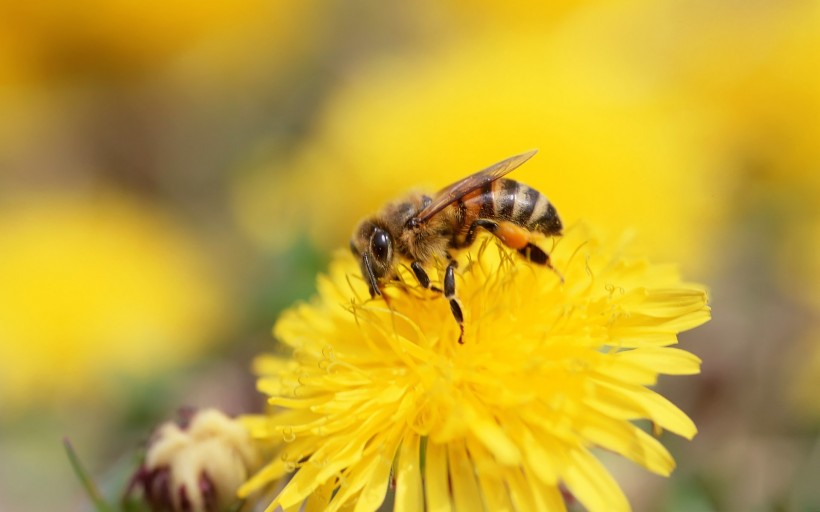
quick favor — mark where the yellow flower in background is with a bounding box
[440,0,605,32]
[241,225,710,511]
[697,0,820,186]
[0,1,310,82]
[232,3,728,276]
[0,191,228,412]
[710,1,820,310]
[0,0,320,160]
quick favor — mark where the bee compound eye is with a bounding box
[371,230,391,262]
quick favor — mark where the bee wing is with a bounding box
[413,150,538,224]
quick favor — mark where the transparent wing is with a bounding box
[414,150,538,224]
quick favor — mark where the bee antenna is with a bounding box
[361,252,382,297]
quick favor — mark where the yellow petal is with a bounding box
[591,379,697,439]
[609,331,680,348]
[592,354,659,386]
[466,402,522,465]
[521,429,561,485]
[449,441,484,512]
[304,478,336,512]
[395,435,424,512]
[463,436,514,510]
[577,408,675,476]
[506,467,539,511]
[615,347,702,376]
[278,435,368,509]
[476,468,514,511]
[238,458,287,498]
[563,449,629,512]
[325,470,369,512]
[617,287,709,318]
[528,477,566,512]
[497,413,561,485]
[425,441,453,512]
[355,432,401,512]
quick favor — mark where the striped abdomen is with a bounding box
[453,179,562,247]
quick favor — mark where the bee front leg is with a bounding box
[412,259,464,343]
[443,260,465,344]
[410,261,432,289]
[410,260,445,293]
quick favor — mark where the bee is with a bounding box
[350,150,562,343]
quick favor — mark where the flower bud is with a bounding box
[129,408,260,512]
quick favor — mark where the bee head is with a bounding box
[350,220,394,297]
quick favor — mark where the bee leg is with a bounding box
[472,218,499,234]
[411,257,464,342]
[517,243,547,264]
[443,260,465,344]
[462,219,494,247]
[411,260,448,293]
[475,218,544,261]
[473,219,530,248]
[410,261,431,289]
[518,244,564,282]
[474,219,564,281]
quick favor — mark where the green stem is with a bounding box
[63,438,114,512]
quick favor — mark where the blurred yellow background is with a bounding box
[1,1,819,510]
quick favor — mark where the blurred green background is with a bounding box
[1,1,819,510]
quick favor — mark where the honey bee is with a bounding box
[350,150,562,343]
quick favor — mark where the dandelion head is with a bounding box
[242,224,710,512]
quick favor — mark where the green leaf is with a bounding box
[63,438,114,512]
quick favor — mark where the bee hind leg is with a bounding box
[473,219,529,249]
[518,244,564,282]
[474,219,563,281]
[517,243,547,264]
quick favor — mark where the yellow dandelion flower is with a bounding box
[437,0,600,33]
[700,0,820,186]
[0,1,310,82]
[0,1,320,158]
[241,224,709,512]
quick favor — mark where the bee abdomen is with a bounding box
[465,179,561,235]
[452,179,562,248]
[518,183,562,235]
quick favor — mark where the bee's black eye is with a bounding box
[371,229,391,262]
